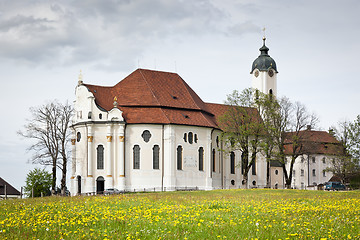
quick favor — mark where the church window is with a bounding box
[231,180,235,185]
[188,132,193,144]
[216,136,219,147]
[312,169,316,176]
[183,133,187,142]
[312,157,316,163]
[301,169,304,176]
[77,132,81,142]
[177,146,183,170]
[133,145,140,169]
[275,169,279,175]
[198,147,204,171]
[153,145,160,170]
[293,170,295,177]
[323,170,326,177]
[322,157,326,164]
[97,145,104,169]
[194,134,198,143]
[301,156,305,163]
[212,149,216,172]
[230,152,235,174]
[251,159,256,175]
[99,113,102,119]
[88,112,92,119]
[141,130,151,143]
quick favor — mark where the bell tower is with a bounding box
[250,36,278,97]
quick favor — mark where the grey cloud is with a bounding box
[227,21,260,36]
[0,0,249,70]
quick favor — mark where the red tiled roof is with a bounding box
[284,130,343,155]
[84,69,262,129]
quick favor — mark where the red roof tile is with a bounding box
[284,130,343,155]
[83,69,262,129]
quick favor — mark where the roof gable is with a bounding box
[0,177,20,195]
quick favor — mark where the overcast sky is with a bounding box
[1,0,359,191]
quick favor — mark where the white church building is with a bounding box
[70,38,340,195]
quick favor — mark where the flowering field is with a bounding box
[1,189,359,240]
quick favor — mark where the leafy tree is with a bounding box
[18,101,73,195]
[24,168,52,197]
[218,89,265,188]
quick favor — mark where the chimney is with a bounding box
[307,125,311,131]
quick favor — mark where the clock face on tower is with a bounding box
[254,70,259,78]
[268,69,274,77]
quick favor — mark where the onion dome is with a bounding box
[250,37,278,73]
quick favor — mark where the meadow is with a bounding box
[0,189,359,239]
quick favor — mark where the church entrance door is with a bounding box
[96,176,105,194]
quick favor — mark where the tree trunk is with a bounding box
[61,156,67,196]
[51,161,56,195]
[266,158,270,187]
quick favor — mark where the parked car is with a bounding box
[325,182,346,191]
[104,188,121,195]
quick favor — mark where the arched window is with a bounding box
[312,169,316,176]
[97,145,104,169]
[99,113,102,119]
[198,147,204,171]
[188,132,193,144]
[230,151,235,174]
[212,149,216,172]
[133,145,140,169]
[183,133,187,142]
[153,145,160,169]
[77,132,81,142]
[177,146,183,170]
[251,158,256,175]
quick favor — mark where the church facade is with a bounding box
[70,38,339,195]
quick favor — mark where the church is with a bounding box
[70,38,340,195]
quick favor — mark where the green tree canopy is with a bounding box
[24,168,52,197]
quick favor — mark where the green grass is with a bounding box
[1,189,359,239]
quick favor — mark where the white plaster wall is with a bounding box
[289,154,334,189]
[125,124,163,190]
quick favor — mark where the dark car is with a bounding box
[104,188,121,195]
[325,182,346,191]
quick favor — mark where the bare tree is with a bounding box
[328,119,360,183]
[282,102,318,188]
[18,101,73,195]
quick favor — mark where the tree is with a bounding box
[256,94,317,188]
[328,119,360,183]
[18,101,73,195]
[218,89,265,188]
[24,168,52,197]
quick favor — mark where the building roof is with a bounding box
[84,69,261,129]
[250,38,278,74]
[284,130,343,155]
[0,177,20,196]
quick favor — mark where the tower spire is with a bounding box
[78,70,83,86]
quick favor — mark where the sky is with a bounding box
[1,0,359,192]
